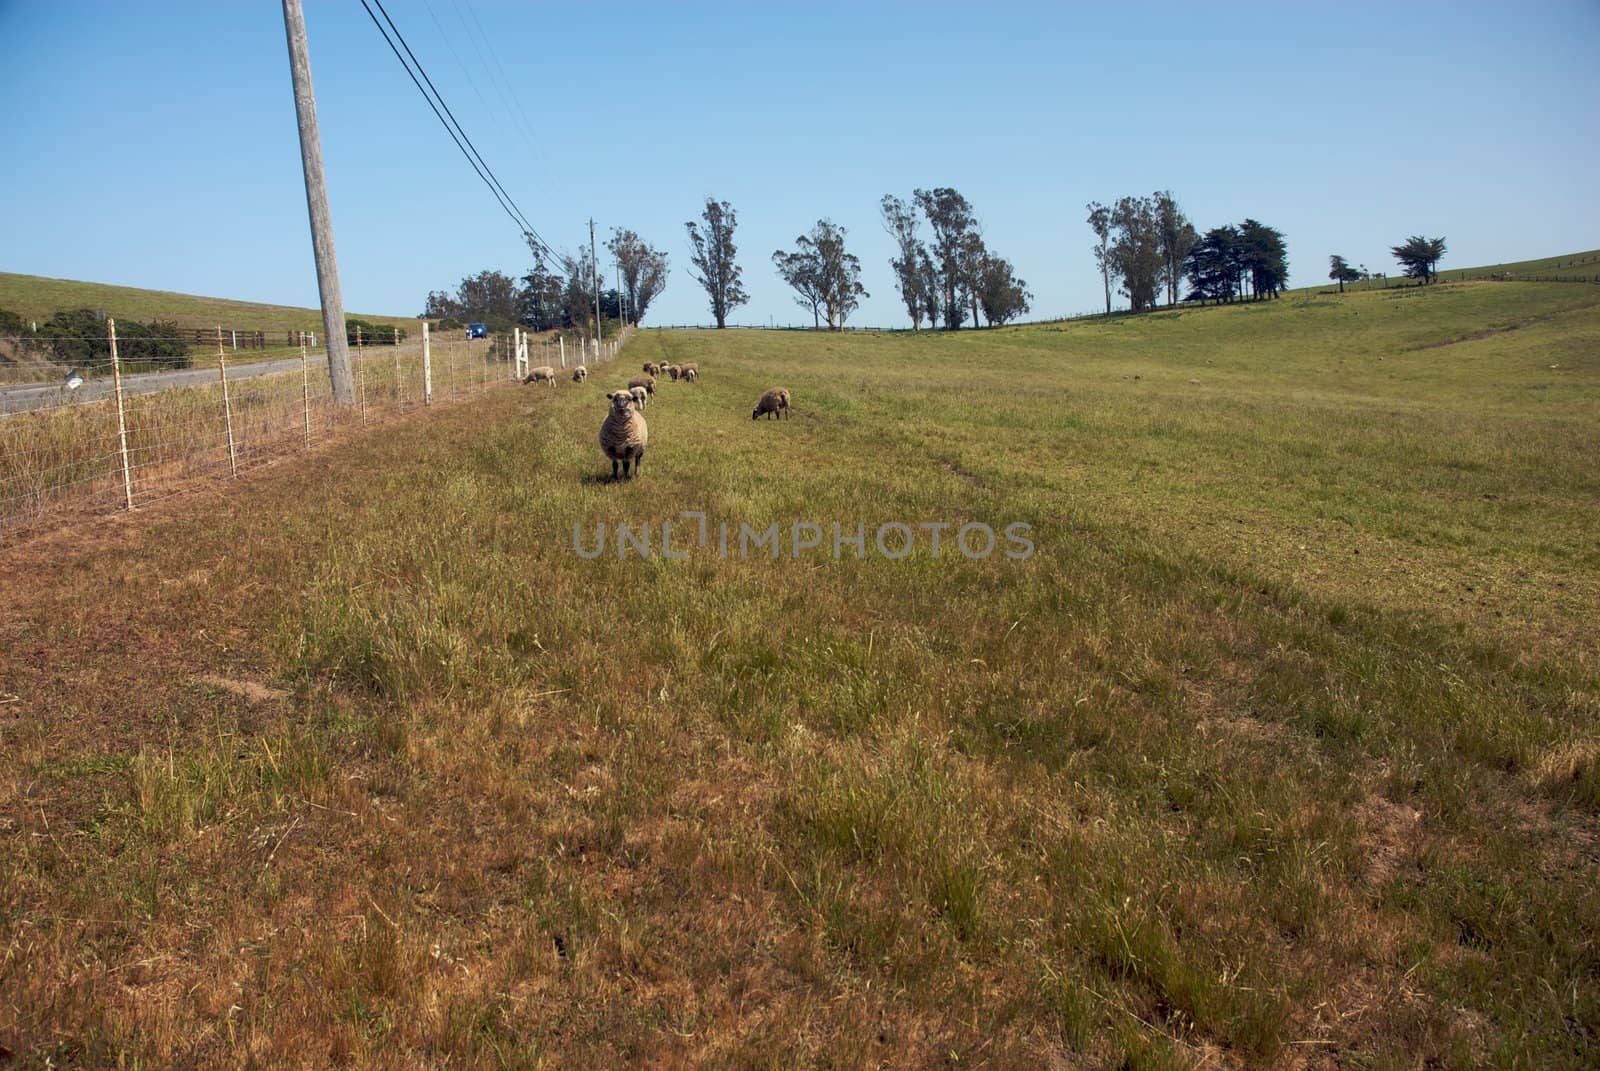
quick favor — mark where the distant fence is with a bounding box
[0,321,632,539]
[183,326,420,351]
[1461,273,1600,285]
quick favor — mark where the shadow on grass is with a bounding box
[577,471,645,486]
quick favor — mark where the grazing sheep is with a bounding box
[599,390,648,479]
[523,365,558,386]
[627,374,656,396]
[665,364,681,381]
[678,362,699,380]
[683,367,698,383]
[629,384,650,410]
[642,362,659,376]
[572,366,588,382]
[752,387,790,420]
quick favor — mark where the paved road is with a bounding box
[0,355,329,416]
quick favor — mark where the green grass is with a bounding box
[1,280,1597,1068]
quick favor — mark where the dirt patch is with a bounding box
[936,458,988,491]
[192,674,289,705]
[1351,795,1422,891]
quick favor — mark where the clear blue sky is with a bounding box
[2,1,1597,326]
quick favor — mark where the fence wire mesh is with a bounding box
[1,321,632,540]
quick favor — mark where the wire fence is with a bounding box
[0,320,631,540]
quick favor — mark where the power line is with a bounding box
[453,0,547,172]
[367,0,528,233]
[356,0,571,271]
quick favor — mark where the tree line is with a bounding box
[423,227,671,336]
[1328,237,1448,291]
[421,194,1453,333]
[673,190,1035,331]
[0,307,190,373]
[1085,192,1289,311]
[422,188,1032,334]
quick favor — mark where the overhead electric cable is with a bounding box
[357,0,572,270]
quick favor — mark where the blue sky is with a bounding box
[2,1,1597,327]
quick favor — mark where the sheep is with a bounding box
[682,367,698,383]
[523,365,557,386]
[642,361,659,376]
[599,390,648,479]
[629,384,650,410]
[572,366,588,382]
[752,387,791,420]
[627,373,656,396]
[665,364,681,381]
[678,362,699,380]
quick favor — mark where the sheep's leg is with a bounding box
[612,459,620,480]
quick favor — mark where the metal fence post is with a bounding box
[300,335,312,449]
[216,326,237,478]
[356,325,367,419]
[422,321,433,405]
[109,318,134,510]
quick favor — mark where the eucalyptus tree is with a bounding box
[1086,201,1114,314]
[774,219,868,329]
[685,198,748,328]
[606,229,669,324]
[914,187,981,328]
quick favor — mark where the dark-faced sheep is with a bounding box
[599,390,648,479]
[683,367,698,383]
[642,362,659,376]
[752,387,790,420]
[627,374,656,396]
[665,364,680,381]
[523,365,558,386]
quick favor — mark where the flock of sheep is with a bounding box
[521,357,791,480]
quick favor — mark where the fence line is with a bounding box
[0,321,633,541]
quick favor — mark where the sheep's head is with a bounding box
[606,391,634,416]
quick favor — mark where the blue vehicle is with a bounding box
[466,322,489,339]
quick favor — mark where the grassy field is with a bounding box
[2,280,1597,1068]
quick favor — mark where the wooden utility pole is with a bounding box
[590,218,602,343]
[282,0,354,406]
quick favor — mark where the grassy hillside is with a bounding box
[0,272,421,381]
[1328,248,1600,291]
[2,280,1597,1067]
[0,272,417,336]
[1436,248,1600,282]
